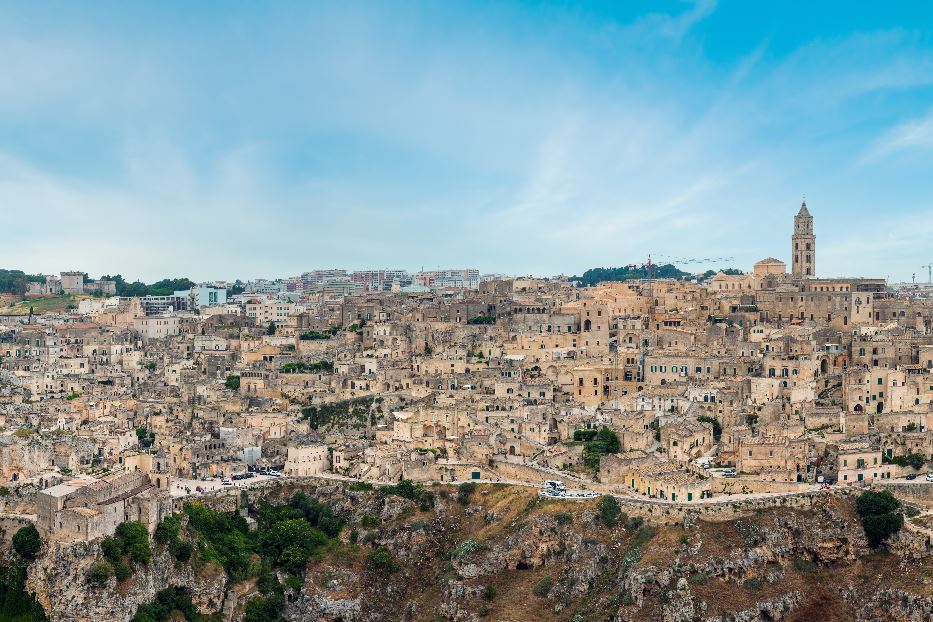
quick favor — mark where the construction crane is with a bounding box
[924,263,932,284]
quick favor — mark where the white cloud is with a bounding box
[862,108,933,161]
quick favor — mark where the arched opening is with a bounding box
[876,402,884,414]
[583,319,592,331]
[854,404,863,413]
[820,358,829,375]
[508,446,516,456]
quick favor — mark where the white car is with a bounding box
[925,473,933,483]
[221,478,233,486]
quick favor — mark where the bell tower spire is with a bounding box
[792,198,815,277]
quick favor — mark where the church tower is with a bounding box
[792,199,815,277]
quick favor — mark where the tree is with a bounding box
[225,375,241,390]
[12,524,41,560]
[856,490,903,548]
[116,521,152,564]
[101,535,123,563]
[598,495,622,527]
[266,321,277,335]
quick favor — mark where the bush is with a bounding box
[154,514,181,545]
[360,514,380,528]
[89,561,112,587]
[466,315,496,325]
[243,594,286,622]
[367,547,397,573]
[12,525,41,560]
[532,576,553,597]
[114,560,132,582]
[598,495,622,527]
[483,585,496,600]
[225,375,240,390]
[116,521,152,564]
[573,429,598,442]
[555,512,573,525]
[457,482,477,506]
[101,536,123,564]
[171,541,193,563]
[582,427,621,469]
[130,587,199,622]
[856,490,903,548]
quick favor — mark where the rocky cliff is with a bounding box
[17,483,933,621]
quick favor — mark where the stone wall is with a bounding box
[874,481,933,507]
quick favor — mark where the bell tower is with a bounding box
[792,199,815,277]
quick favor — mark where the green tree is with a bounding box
[116,521,152,564]
[856,490,903,548]
[12,524,41,560]
[266,321,277,335]
[598,495,622,527]
[225,375,241,390]
[101,535,123,563]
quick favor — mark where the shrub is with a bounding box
[532,576,553,597]
[457,482,477,506]
[555,512,573,525]
[573,429,598,442]
[116,521,152,564]
[171,541,193,563]
[455,539,480,557]
[367,547,397,573]
[130,587,199,622]
[225,375,240,390]
[360,514,380,528]
[483,585,496,601]
[89,561,112,587]
[154,514,181,545]
[856,490,903,548]
[243,594,286,622]
[101,536,123,564]
[598,495,621,527]
[12,524,41,560]
[114,561,132,582]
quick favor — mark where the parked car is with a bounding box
[925,472,933,482]
[722,468,737,478]
[905,473,918,480]
[221,478,233,486]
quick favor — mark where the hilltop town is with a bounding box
[2,204,933,621]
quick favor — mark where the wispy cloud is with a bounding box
[862,108,933,162]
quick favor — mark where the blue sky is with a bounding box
[3,1,933,283]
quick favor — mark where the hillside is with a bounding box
[9,482,933,622]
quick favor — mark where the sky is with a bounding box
[3,1,933,283]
